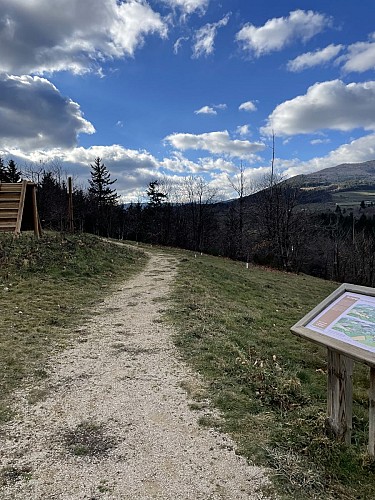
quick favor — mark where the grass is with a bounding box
[0,231,147,423]
[63,420,116,457]
[332,190,375,208]
[168,251,375,499]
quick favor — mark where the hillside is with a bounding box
[232,160,375,211]
[287,160,375,209]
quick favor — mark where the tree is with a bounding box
[146,180,168,207]
[6,159,22,182]
[88,157,118,207]
[0,157,8,182]
[183,176,218,252]
[88,157,118,236]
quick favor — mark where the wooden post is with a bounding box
[31,184,41,238]
[369,367,375,456]
[67,176,74,232]
[326,348,353,444]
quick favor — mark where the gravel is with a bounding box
[0,251,270,499]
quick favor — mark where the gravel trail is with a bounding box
[0,251,269,499]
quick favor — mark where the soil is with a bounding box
[0,250,270,499]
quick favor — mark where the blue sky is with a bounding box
[1,0,375,201]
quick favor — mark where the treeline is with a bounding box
[2,157,375,287]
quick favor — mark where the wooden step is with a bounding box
[0,202,20,209]
[0,214,17,220]
[0,185,22,193]
[0,222,17,229]
[0,195,21,201]
[0,209,18,216]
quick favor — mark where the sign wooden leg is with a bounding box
[327,348,353,444]
[369,367,375,456]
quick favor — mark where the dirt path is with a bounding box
[0,251,269,499]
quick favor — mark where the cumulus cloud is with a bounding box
[280,133,375,179]
[287,44,343,72]
[66,145,159,170]
[194,103,227,115]
[0,0,168,75]
[195,105,216,115]
[239,100,257,112]
[236,10,330,57]
[192,13,230,58]
[236,125,251,136]
[0,143,163,202]
[0,74,94,150]
[262,80,375,136]
[164,130,265,159]
[340,33,375,73]
[160,152,236,174]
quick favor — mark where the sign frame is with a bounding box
[291,282,375,368]
[291,282,375,453]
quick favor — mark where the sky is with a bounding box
[1,0,375,202]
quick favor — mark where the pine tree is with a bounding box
[88,157,118,207]
[146,180,167,207]
[6,159,22,182]
[0,157,8,182]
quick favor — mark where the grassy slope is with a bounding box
[0,232,147,422]
[168,251,375,499]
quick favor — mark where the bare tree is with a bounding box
[183,176,218,252]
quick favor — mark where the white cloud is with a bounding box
[0,0,168,75]
[236,124,251,136]
[192,13,230,58]
[0,143,162,202]
[195,105,216,115]
[239,100,257,112]
[194,103,227,115]
[160,153,236,174]
[262,80,375,136]
[340,33,375,73]
[310,138,330,145]
[161,0,209,16]
[287,44,343,72]
[280,133,375,179]
[0,74,94,150]
[236,10,330,57]
[164,130,265,159]
[173,36,189,54]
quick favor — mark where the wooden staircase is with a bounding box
[0,181,41,237]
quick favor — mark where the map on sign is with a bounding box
[307,292,375,354]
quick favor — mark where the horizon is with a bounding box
[1,0,375,202]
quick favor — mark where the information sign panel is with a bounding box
[291,283,375,367]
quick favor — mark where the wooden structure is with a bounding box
[0,181,41,237]
[291,283,375,454]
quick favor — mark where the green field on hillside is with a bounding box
[332,190,375,208]
[169,252,375,499]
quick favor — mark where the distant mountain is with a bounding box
[286,160,375,208]
[237,160,375,210]
[288,160,375,190]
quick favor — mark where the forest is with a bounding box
[1,156,375,288]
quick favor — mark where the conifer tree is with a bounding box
[6,159,22,182]
[0,157,8,182]
[88,157,118,207]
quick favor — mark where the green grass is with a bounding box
[168,251,375,499]
[332,190,375,207]
[0,232,147,423]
